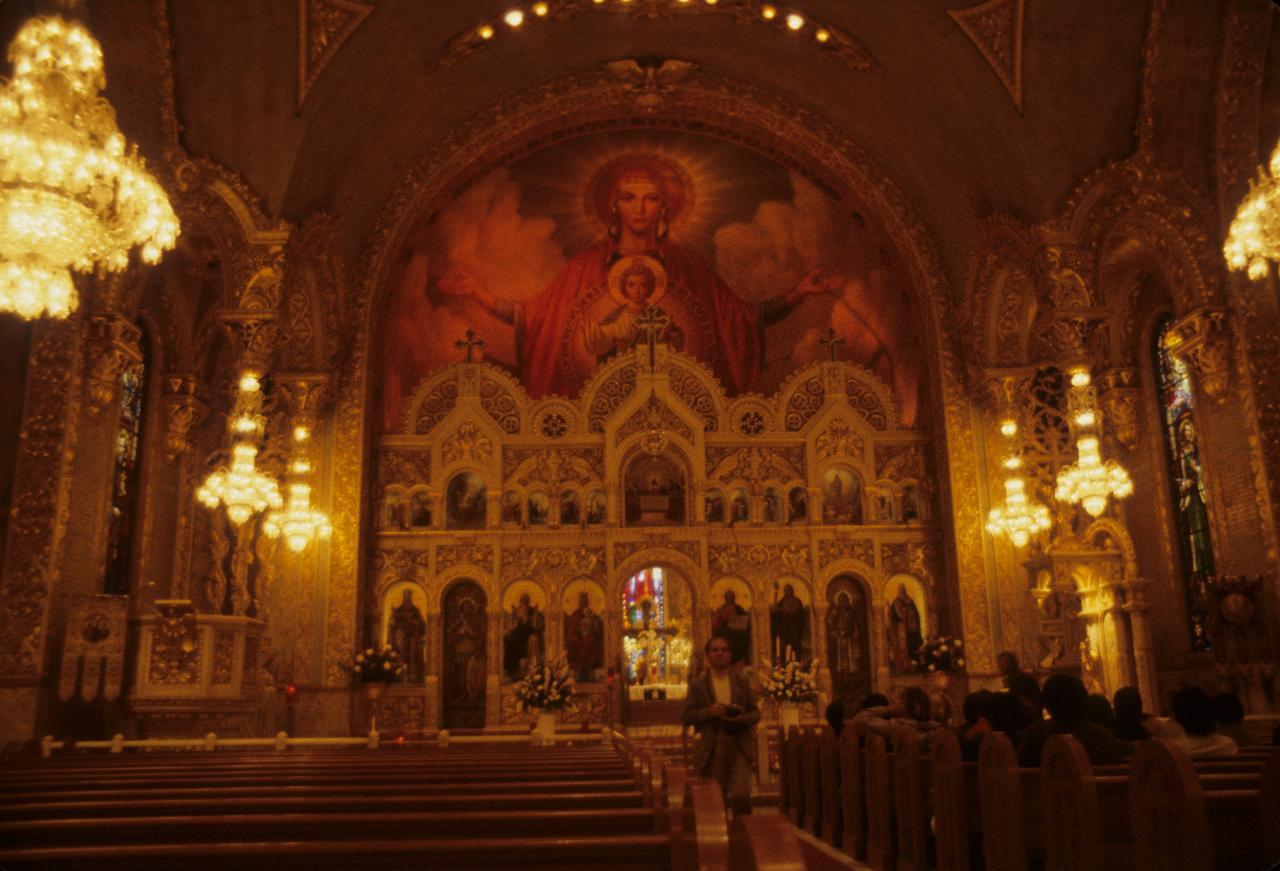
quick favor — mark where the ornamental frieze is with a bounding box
[505,448,600,488]
[815,419,865,461]
[708,543,810,581]
[817,535,874,569]
[502,545,604,583]
[707,446,803,485]
[587,366,637,432]
[378,449,432,489]
[875,444,927,482]
[411,379,459,435]
[437,544,494,573]
[615,398,694,446]
[148,603,200,686]
[662,359,719,431]
[881,541,937,584]
[613,536,700,567]
[478,374,522,434]
[442,421,494,465]
[373,549,431,597]
[783,374,824,431]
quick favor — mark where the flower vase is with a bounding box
[363,681,387,733]
[926,670,952,722]
[780,702,801,731]
[534,710,557,744]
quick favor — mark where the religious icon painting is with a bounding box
[562,579,606,682]
[382,582,427,683]
[762,487,783,524]
[623,453,686,526]
[501,581,547,681]
[560,490,580,525]
[409,490,432,528]
[383,487,408,529]
[708,577,753,665]
[705,488,725,523]
[825,575,871,706]
[585,489,606,524]
[527,490,550,525]
[768,579,812,666]
[821,466,864,525]
[901,484,922,522]
[501,489,522,525]
[883,574,928,674]
[729,489,750,524]
[787,486,808,524]
[379,130,924,431]
[445,472,487,530]
[442,580,487,729]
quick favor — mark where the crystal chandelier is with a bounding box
[986,417,1051,547]
[0,16,178,319]
[263,423,332,552]
[197,372,282,526]
[1055,368,1133,518]
[1224,137,1280,280]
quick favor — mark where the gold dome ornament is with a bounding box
[0,16,178,319]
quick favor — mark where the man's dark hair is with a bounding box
[857,693,890,712]
[704,634,732,654]
[987,692,1024,736]
[825,700,846,736]
[963,690,993,725]
[1041,673,1088,722]
[1084,694,1118,733]
[1211,692,1245,725]
[1113,686,1144,720]
[901,686,932,723]
[996,650,1019,669]
[1172,687,1218,737]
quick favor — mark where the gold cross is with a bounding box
[454,328,485,363]
[819,327,846,363]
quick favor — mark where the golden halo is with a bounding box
[586,152,696,229]
[607,255,668,308]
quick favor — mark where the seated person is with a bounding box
[956,690,993,761]
[1112,686,1152,741]
[1170,687,1238,757]
[1212,692,1250,747]
[853,686,942,747]
[825,699,846,737]
[1017,674,1131,767]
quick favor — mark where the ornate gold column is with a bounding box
[1096,368,1140,451]
[161,374,206,601]
[1121,578,1158,711]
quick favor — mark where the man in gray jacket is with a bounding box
[682,634,761,815]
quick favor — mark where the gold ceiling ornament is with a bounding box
[1224,138,1280,280]
[263,422,332,552]
[0,16,178,319]
[1054,367,1133,518]
[985,414,1050,548]
[196,371,282,527]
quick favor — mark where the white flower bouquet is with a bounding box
[761,656,818,703]
[912,636,966,673]
[514,660,576,712]
[353,645,405,683]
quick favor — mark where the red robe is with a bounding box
[519,239,762,398]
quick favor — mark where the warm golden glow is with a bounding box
[1224,138,1280,281]
[786,13,805,30]
[197,370,281,526]
[1055,371,1133,518]
[761,5,777,19]
[478,24,495,38]
[987,412,1050,547]
[999,419,1018,437]
[533,2,549,15]
[263,413,331,553]
[504,9,524,27]
[0,16,178,319]
[1069,369,1091,388]
[815,28,830,42]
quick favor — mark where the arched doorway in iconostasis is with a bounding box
[440,580,487,729]
[620,565,694,707]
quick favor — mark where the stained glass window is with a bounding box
[103,337,147,596]
[1154,315,1214,651]
[622,566,666,684]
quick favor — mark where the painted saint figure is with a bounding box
[388,589,426,683]
[711,589,751,665]
[886,583,924,672]
[503,593,546,679]
[769,583,809,664]
[564,592,604,681]
[439,153,840,398]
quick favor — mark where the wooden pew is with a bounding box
[892,728,929,871]
[818,725,842,848]
[930,728,970,871]
[682,778,729,871]
[1040,733,1111,870]
[977,731,1032,871]
[838,725,866,861]
[863,731,894,871]
[729,813,806,870]
[784,725,804,826]
[662,756,689,871]
[800,725,823,836]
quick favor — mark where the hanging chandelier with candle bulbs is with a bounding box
[0,15,178,319]
[986,417,1052,547]
[263,423,332,552]
[197,372,282,526]
[1224,138,1280,281]
[1054,368,1133,518]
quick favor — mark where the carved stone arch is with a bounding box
[609,552,702,609]
[473,364,529,435]
[581,353,640,433]
[961,216,1041,369]
[1082,517,1139,577]
[279,214,347,371]
[660,352,726,432]
[840,364,899,431]
[405,369,460,435]
[774,364,828,432]
[818,562,881,603]
[438,569,497,611]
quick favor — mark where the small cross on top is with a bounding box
[819,327,846,363]
[455,328,485,363]
[636,305,670,367]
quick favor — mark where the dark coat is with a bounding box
[682,669,761,771]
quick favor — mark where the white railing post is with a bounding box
[204,732,217,751]
[110,734,125,754]
[437,729,450,748]
[274,731,288,750]
[40,735,54,758]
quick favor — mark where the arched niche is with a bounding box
[499,579,548,682]
[822,465,865,525]
[622,451,687,527]
[560,578,606,683]
[619,563,694,692]
[765,577,813,667]
[825,573,873,707]
[444,470,487,530]
[439,579,488,729]
[380,582,427,684]
[883,573,928,674]
[708,576,754,666]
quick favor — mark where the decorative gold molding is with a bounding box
[1096,367,1139,449]
[947,0,1025,114]
[1164,308,1232,403]
[84,315,143,415]
[297,0,374,112]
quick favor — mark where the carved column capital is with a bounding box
[274,372,332,432]
[83,314,142,414]
[983,367,1037,427]
[1096,367,1140,450]
[161,373,207,460]
[216,310,279,374]
[1165,308,1232,402]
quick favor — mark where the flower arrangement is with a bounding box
[913,636,965,673]
[353,645,405,683]
[514,660,576,712]
[761,657,818,703]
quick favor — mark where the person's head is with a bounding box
[900,686,932,723]
[1172,687,1217,737]
[705,635,733,672]
[723,590,736,605]
[1041,673,1088,723]
[783,584,794,597]
[996,651,1019,676]
[836,592,851,606]
[620,260,656,303]
[401,589,414,604]
[612,171,664,238]
[857,693,891,713]
[825,700,846,734]
[986,692,1025,736]
[519,593,530,607]
[1212,692,1245,726]
[1084,694,1117,732]
[1113,686,1145,722]
[577,592,590,609]
[962,690,993,725]
[897,583,908,598]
